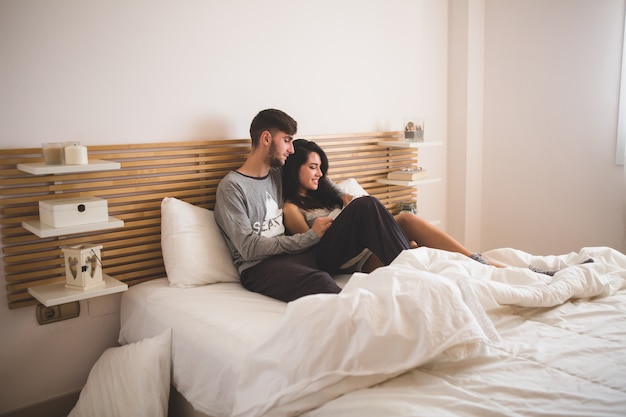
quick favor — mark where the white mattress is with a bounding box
[120,247,626,417]
[119,279,285,417]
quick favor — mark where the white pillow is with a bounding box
[337,178,369,197]
[161,197,239,287]
[68,329,172,417]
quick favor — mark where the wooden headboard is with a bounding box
[0,132,417,309]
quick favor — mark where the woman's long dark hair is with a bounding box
[283,139,343,210]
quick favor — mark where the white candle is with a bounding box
[64,145,88,165]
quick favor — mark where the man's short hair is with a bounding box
[249,109,298,147]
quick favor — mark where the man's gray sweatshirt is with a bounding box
[214,168,320,274]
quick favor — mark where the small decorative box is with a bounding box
[62,244,105,290]
[39,197,108,228]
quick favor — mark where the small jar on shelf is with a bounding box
[399,201,417,214]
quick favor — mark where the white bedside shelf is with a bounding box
[377,177,442,187]
[17,159,120,175]
[28,274,128,307]
[22,217,124,238]
[377,141,443,148]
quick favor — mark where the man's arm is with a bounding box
[214,177,319,263]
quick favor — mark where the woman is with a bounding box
[282,139,495,273]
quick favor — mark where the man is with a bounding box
[214,109,339,301]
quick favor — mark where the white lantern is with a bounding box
[62,244,105,290]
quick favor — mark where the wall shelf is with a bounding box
[377,140,443,148]
[17,159,121,175]
[28,274,128,307]
[376,139,444,225]
[377,177,442,187]
[22,217,124,238]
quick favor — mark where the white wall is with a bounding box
[447,0,487,251]
[0,1,449,413]
[480,0,626,255]
[0,0,448,146]
[447,0,626,255]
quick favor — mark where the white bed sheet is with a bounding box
[120,247,626,417]
[119,275,352,417]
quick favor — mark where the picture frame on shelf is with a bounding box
[404,117,424,142]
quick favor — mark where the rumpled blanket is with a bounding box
[230,246,626,417]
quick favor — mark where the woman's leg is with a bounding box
[360,253,384,273]
[316,196,411,273]
[394,211,472,256]
[393,212,504,266]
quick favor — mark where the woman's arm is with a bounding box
[283,202,312,235]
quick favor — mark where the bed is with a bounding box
[117,195,626,417]
[6,135,622,417]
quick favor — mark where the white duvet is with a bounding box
[232,265,498,417]
[228,246,626,417]
[119,246,626,417]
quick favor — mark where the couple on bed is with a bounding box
[214,108,493,302]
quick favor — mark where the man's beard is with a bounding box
[267,141,284,167]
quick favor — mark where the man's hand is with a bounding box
[311,217,333,238]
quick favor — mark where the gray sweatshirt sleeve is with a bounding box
[214,171,320,272]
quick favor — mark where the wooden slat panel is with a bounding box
[0,132,418,309]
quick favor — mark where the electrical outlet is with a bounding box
[36,301,80,325]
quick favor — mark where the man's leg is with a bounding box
[317,196,410,273]
[240,249,341,302]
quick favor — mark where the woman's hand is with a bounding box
[311,217,333,238]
